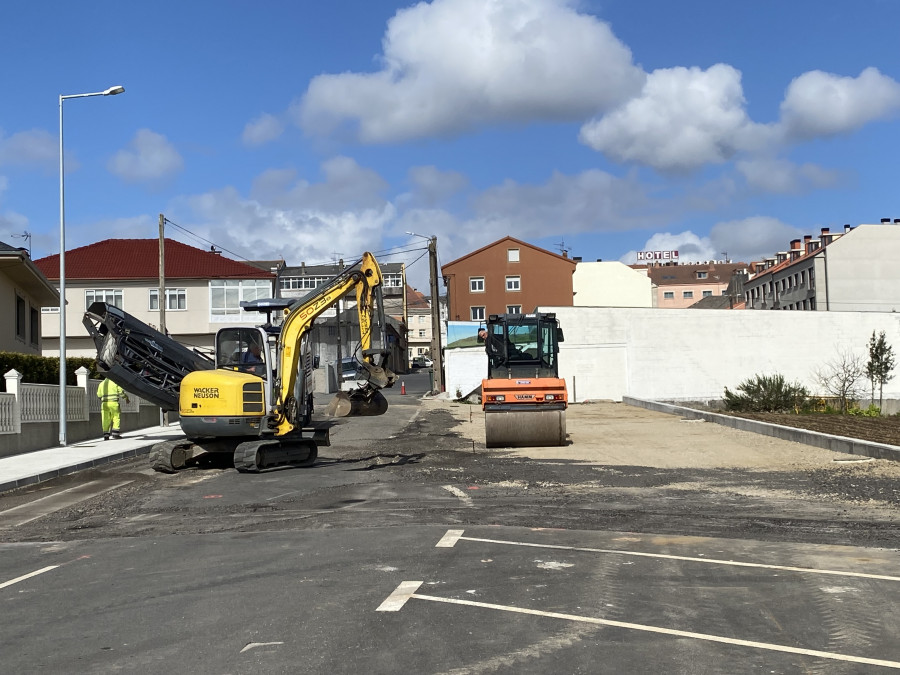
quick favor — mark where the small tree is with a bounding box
[815,350,865,413]
[865,330,895,409]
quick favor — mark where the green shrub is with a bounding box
[848,404,881,417]
[723,373,809,413]
[0,351,99,391]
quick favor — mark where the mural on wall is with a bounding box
[446,321,484,350]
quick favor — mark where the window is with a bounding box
[506,276,521,291]
[683,291,693,299]
[30,307,39,346]
[507,305,521,314]
[702,290,712,298]
[663,291,674,300]
[800,270,806,285]
[85,289,123,309]
[15,294,25,340]
[418,329,426,338]
[696,271,708,279]
[471,306,485,321]
[280,276,330,290]
[507,248,520,262]
[383,272,403,287]
[417,347,425,355]
[210,279,271,320]
[470,277,485,292]
[419,315,427,324]
[149,288,187,311]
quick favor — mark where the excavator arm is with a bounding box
[274,252,396,435]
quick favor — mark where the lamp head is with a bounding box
[103,85,125,96]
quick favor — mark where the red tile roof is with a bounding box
[406,285,430,310]
[34,239,273,281]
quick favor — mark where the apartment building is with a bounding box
[35,239,274,358]
[634,262,750,309]
[441,236,575,322]
[744,221,900,311]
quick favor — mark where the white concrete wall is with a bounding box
[542,306,900,403]
[573,262,653,307]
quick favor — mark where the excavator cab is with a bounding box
[481,313,568,448]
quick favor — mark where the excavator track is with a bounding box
[149,440,198,473]
[233,439,318,473]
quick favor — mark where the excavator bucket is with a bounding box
[326,388,389,417]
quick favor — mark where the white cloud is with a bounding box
[0,129,58,172]
[779,67,900,140]
[580,64,773,172]
[297,0,644,143]
[709,216,803,263]
[174,157,394,266]
[242,113,285,147]
[406,166,468,206]
[620,218,805,266]
[108,129,183,183]
[736,158,842,194]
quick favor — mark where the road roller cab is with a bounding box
[480,312,568,448]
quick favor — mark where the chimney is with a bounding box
[301,262,305,273]
[596,258,603,262]
[844,223,852,233]
[573,256,582,263]
[562,251,568,258]
[882,218,891,224]
[790,239,801,250]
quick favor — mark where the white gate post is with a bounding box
[4,369,22,434]
[76,366,90,421]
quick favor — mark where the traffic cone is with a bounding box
[401,381,406,395]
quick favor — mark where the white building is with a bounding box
[572,261,654,307]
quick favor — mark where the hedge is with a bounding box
[0,351,100,391]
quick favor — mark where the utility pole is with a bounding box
[158,214,166,335]
[158,214,168,427]
[428,236,444,394]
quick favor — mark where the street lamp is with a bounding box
[58,85,125,446]
[406,231,444,394]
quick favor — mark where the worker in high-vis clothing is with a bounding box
[97,375,130,440]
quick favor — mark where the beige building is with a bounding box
[35,239,274,358]
[0,241,59,354]
[406,286,432,363]
[572,261,654,307]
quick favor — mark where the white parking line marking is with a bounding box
[457,535,900,583]
[441,486,473,507]
[404,590,900,669]
[436,530,465,547]
[0,565,60,590]
[377,581,423,612]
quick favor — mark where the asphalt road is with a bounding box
[2,375,900,674]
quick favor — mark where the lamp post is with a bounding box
[406,231,444,394]
[58,85,125,446]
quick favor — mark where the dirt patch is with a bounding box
[716,410,900,447]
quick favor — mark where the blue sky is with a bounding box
[1,0,899,291]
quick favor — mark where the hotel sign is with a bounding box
[637,250,679,261]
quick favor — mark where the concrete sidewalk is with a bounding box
[0,424,185,494]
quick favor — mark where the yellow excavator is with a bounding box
[149,252,396,473]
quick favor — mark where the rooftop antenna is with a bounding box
[556,239,570,257]
[11,231,31,257]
